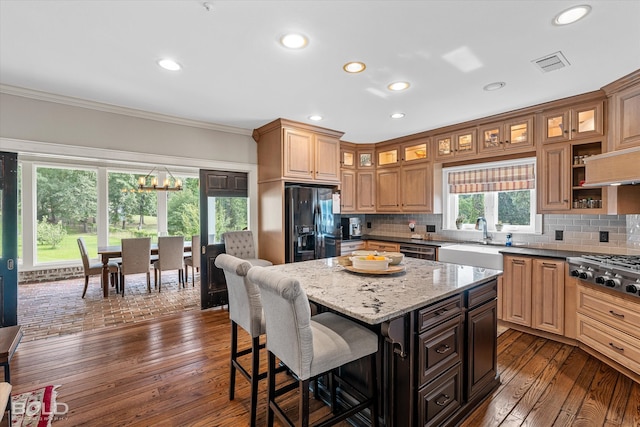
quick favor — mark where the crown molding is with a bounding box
[0,84,253,136]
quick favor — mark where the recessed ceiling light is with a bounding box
[390,113,405,119]
[308,115,323,121]
[343,62,366,73]
[554,5,591,25]
[280,33,308,49]
[388,81,410,91]
[483,82,506,91]
[157,58,181,71]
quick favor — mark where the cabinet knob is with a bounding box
[571,129,576,132]
[564,130,569,134]
[563,199,569,203]
[505,140,510,144]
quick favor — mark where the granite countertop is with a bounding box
[265,257,501,325]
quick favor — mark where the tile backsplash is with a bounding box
[357,213,640,255]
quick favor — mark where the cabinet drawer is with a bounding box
[577,284,640,338]
[577,313,640,375]
[418,364,462,427]
[340,241,366,254]
[418,294,464,332]
[418,315,463,387]
[366,241,400,252]
[467,280,497,309]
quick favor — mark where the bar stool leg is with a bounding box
[229,322,238,401]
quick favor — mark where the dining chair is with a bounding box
[221,230,273,267]
[77,237,119,298]
[153,236,185,292]
[184,235,200,287]
[120,237,152,296]
[247,266,379,427]
[214,253,266,427]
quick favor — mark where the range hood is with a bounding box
[583,147,640,186]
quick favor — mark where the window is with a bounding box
[108,171,158,244]
[36,165,98,262]
[443,158,541,234]
[167,176,200,238]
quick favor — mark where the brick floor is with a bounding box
[17,271,204,342]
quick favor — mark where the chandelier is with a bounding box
[137,167,183,192]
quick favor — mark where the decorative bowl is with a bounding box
[381,252,404,265]
[352,250,377,257]
[349,255,391,271]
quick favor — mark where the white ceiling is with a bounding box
[1,0,639,143]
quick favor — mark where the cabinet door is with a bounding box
[376,168,401,211]
[454,129,477,158]
[542,109,571,143]
[611,84,640,150]
[340,170,356,213]
[341,146,356,169]
[356,171,376,212]
[402,140,430,163]
[505,115,534,151]
[478,122,504,155]
[377,145,400,168]
[283,127,314,180]
[435,134,455,161]
[314,134,341,182]
[401,163,432,212]
[466,299,497,399]
[357,146,375,168]
[532,259,565,335]
[503,256,532,327]
[539,142,571,211]
[571,102,603,140]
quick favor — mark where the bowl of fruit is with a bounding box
[349,254,391,271]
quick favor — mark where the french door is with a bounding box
[0,152,18,326]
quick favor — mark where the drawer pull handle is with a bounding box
[609,342,624,352]
[435,344,451,354]
[435,394,450,406]
[435,308,448,316]
[609,310,625,318]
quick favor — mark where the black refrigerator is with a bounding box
[285,185,342,263]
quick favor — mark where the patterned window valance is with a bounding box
[448,163,535,194]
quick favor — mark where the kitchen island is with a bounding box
[266,257,502,426]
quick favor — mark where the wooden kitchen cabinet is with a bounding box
[340,240,365,255]
[541,101,603,144]
[376,144,399,168]
[376,167,401,212]
[402,162,433,212]
[603,69,640,150]
[356,170,376,212]
[340,169,356,212]
[434,128,477,162]
[532,258,565,335]
[577,283,640,378]
[478,115,534,156]
[502,255,564,336]
[357,145,375,168]
[340,144,356,169]
[539,139,607,214]
[401,139,430,163]
[366,240,400,252]
[253,118,343,184]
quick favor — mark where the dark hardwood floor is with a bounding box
[10,309,640,426]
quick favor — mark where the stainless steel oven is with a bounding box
[399,244,436,260]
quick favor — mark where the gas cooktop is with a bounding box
[567,254,640,298]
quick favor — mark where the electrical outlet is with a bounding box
[367,222,372,229]
[599,231,609,242]
[426,225,436,233]
[555,230,563,241]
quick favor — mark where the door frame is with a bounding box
[0,152,18,326]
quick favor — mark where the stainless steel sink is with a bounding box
[437,244,504,270]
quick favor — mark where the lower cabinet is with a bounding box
[341,240,365,255]
[416,280,498,427]
[502,255,565,336]
[366,240,400,252]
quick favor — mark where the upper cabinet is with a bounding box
[603,69,640,151]
[340,144,356,169]
[541,101,603,144]
[478,115,534,156]
[253,118,344,184]
[434,128,477,162]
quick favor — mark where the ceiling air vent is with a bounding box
[532,51,570,73]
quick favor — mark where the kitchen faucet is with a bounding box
[475,217,491,244]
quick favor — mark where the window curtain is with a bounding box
[448,163,535,194]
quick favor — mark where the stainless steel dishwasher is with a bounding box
[399,244,436,260]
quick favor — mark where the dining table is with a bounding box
[97,241,192,297]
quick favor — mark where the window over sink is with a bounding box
[442,158,541,234]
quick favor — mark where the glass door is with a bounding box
[0,152,18,326]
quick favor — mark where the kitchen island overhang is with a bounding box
[264,257,502,426]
